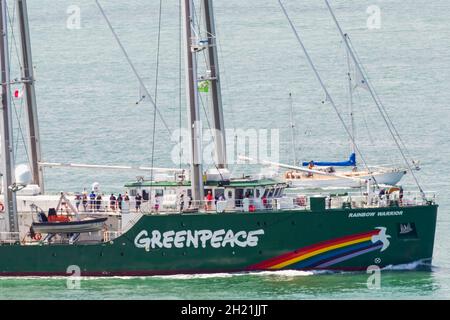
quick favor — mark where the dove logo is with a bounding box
[371,227,391,252]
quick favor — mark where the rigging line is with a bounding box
[278,0,379,188]
[6,2,29,163]
[149,0,163,200]
[198,90,223,178]
[6,0,21,69]
[348,42,376,148]
[190,1,201,40]
[191,1,208,71]
[344,38,356,155]
[191,1,209,69]
[215,31,236,130]
[288,93,298,166]
[12,99,30,164]
[347,36,414,161]
[324,0,424,196]
[198,0,204,35]
[349,36,422,188]
[179,0,183,170]
[354,85,376,147]
[95,0,172,136]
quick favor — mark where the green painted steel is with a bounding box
[0,204,437,276]
[309,197,326,211]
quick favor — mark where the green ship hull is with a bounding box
[0,204,437,276]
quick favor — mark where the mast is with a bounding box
[324,0,425,197]
[278,0,377,185]
[201,0,227,169]
[288,93,297,166]
[345,34,356,158]
[0,0,18,233]
[16,0,44,193]
[183,0,204,203]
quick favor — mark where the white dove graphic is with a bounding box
[371,227,391,252]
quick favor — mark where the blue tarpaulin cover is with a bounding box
[302,153,356,167]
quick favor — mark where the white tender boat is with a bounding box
[31,217,107,234]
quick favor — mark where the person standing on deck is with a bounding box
[82,193,88,211]
[307,161,315,177]
[135,193,142,212]
[96,194,102,211]
[262,194,268,208]
[154,194,161,212]
[109,194,116,212]
[399,186,404,205]
[206,190,213,210]
[89,190,96,211]
[117,194,123,211]
[124,192,130,207]
[74,193,81,211]
[179,193,185,212]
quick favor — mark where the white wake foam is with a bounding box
[381,259,432,271]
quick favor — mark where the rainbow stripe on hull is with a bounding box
[248,229,386,270]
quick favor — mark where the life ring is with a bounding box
[33,233,42,241]
[0,202,4,212]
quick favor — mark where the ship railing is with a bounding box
[17,198,301,215]
[16,198,135,215]
[324,190,437,210]
[0,232,20,245]
[139,197,310,215]
[14,190,437,218]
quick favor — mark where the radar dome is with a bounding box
[92,182,100,193]
[15,164,32,185]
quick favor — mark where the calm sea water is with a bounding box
[1,0,450,299]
